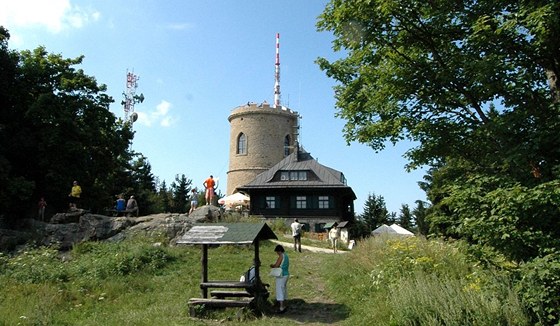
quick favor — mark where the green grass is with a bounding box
[0,232,531,325]
[322,235,530,325]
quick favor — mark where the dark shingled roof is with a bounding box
[176,222,278,245]
[240,148,354,193]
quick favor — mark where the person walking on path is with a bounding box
[329,224,340,253]
[203,175,215,205]
[189,188,198,214]
[290,219,303,252]
[38,197,47,221]
[270,244,289,314]
[68,180,82,210]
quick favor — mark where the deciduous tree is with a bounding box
[0,29,133,218]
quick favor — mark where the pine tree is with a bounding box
[360,193,389,232]
[397,204,414,230]
[171,174,192,213]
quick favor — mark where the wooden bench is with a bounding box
[210,290,253,299]
[200,281,253,290]
[188,297,255,316]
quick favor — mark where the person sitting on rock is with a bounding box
[126,195,139,217]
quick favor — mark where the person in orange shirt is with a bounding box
[203,175,215,205]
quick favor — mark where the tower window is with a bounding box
[284,135,291,157]
[237,133,247,155]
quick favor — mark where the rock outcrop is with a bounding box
[0,205,223,251]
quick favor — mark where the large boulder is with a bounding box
[0,229,32,251]
[0,205,223,251]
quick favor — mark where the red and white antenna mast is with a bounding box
[273,33,281,107]
[121,70,144,127]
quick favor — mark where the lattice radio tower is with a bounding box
[121,70,144,128]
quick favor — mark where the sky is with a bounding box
[0,0,427,214]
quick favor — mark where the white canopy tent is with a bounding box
[218,192,250,210]
[371,224,414,237]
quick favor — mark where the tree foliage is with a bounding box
[397,204,413,230]
[360,193,390,232]
[170,174,192,214]
[317,0,559,171]
[317,1,560,322]
[317,0,560,252]
[0,28,136,219]
[412,200,429,236]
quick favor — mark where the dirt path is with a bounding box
[265,240,350,324]
[270,240,347,254]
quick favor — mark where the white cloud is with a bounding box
[160,116,173,127]
[136,100,176,128]
[154,101,170,116]
[0,0,100,33]
[136,111,152,127]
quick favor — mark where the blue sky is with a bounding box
[1,0,427,214]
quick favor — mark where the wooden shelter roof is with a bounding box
[176,222,277,245]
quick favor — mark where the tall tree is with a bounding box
[170,174,192,213]
[397,204,413,230]
[317,2,560,321]
[0,29,134,218]
[0,27,33,218]
[412,200,429,236]
[316,0,560,256]
[157,181,171,213]
[317,0,560,175]
[360,193,389,231]
[126,154,157,215]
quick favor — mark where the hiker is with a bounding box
[329,225,340,253]
[189,189,198,214]
[68,180,82,210]
[291,218,303,252]
[203,175,215,205]
[38,197,47,221]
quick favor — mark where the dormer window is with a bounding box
[280,171,308,181]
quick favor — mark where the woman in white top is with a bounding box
[270,244,289,313]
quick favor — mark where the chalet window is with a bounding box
[318,196,330,209]
[237,133,247,155]
[280,170,308,181]
[296,196,307,209]
[290,171,298,180]
[265,196,276,209]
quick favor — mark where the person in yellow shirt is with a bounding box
[68,180,82,209]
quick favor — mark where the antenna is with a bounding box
[121,70,144,128]
[273,33,281,107]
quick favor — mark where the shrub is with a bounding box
[0,246,70,283]
[323,236,530,325]
[516,253,560,325]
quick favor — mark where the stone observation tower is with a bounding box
[226,33,300,195]
[226,102,299,195]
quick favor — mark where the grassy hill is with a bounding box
[0,230,530,325]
